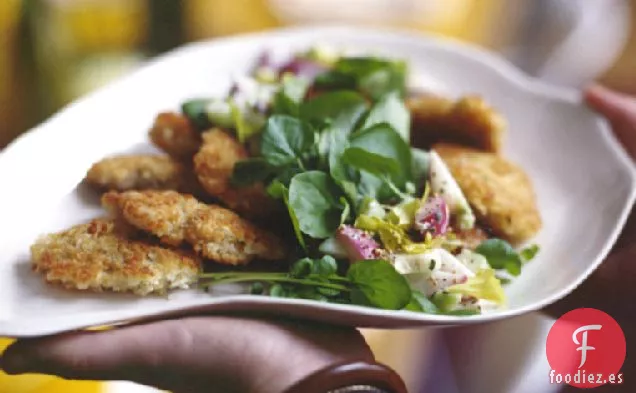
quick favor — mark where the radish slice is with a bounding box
[414,195,449,236]
[336,225,382,261]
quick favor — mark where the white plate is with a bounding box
[1,26,635,337]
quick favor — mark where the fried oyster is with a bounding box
[408,95,506,153]
[193,128,282,221]
[31,218,201,296]
[433,143,542,245]
[85,155,185,191]
[102,190,287,265]
[149,112,202,160]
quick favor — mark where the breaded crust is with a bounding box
[194,129,248,195]
[30,218,201,296]
[433,143,541,245]
[85,155,185,191]
[102,190,287,265]
[149,112,202,160]
[408,95,506,153]
[193,129,281,221]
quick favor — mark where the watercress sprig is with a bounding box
[476,238,540,276]
[199,257,413,310]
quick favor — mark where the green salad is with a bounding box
[190,46,539,315]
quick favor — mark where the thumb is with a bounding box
[584,85,636,157]
[0,316,373,393]
[0,318,229,392]
[584,84,636,124]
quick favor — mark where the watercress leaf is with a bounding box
[346,259,412,310]
[288,171,345,239]
[286,288,301,299]
[182,99,213,130]
[318,99,366,182]
[350,289,373,307]
[411,147,430,193]
[352,172,382,201]
[335,57,395,77]
[313,71,357,91]
[506,262,521,277]
[475,238,522,277]
[404,296,423,312]
[349,123,413,200]
[350,123,412,182]
[266,180,286,200]
[273,74,310,116]
[342,147,400,178]
[381,176,411,200]
[230,158,275,187]
[267,181,306,249]
[323,103,369,175]
[350,123,412,183]
[333,57,408,100]
[250,282,264,295]
[317,287,341,297]
[327,129,355,184]
[300,91,368,127]
[497,276,512,285]
[311,255,338,277]
[520,244,540,262]
[317,131,332,170]
[291,258,314,278]
[404,291,439,313]
[362,92,410,141]
[411,291,439,314]
[269,284,287,297]
[344,158,407,202]
[340,180,360,208]
[274,165,304,187]
[363,67,407,100]
[298,289,329,302]
[286,203,307,249]
[260,115,315,167]
[230,101,265,143]
[359,70,395,102]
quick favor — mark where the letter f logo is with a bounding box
[573,325,602,368]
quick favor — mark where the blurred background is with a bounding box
[0,0,634,392]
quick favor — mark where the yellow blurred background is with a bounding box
[1,1,635,392]
[2,0,634,149]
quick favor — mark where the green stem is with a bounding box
[326,275,351,283]
[199,276,351,292]
[199,272,286,280]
